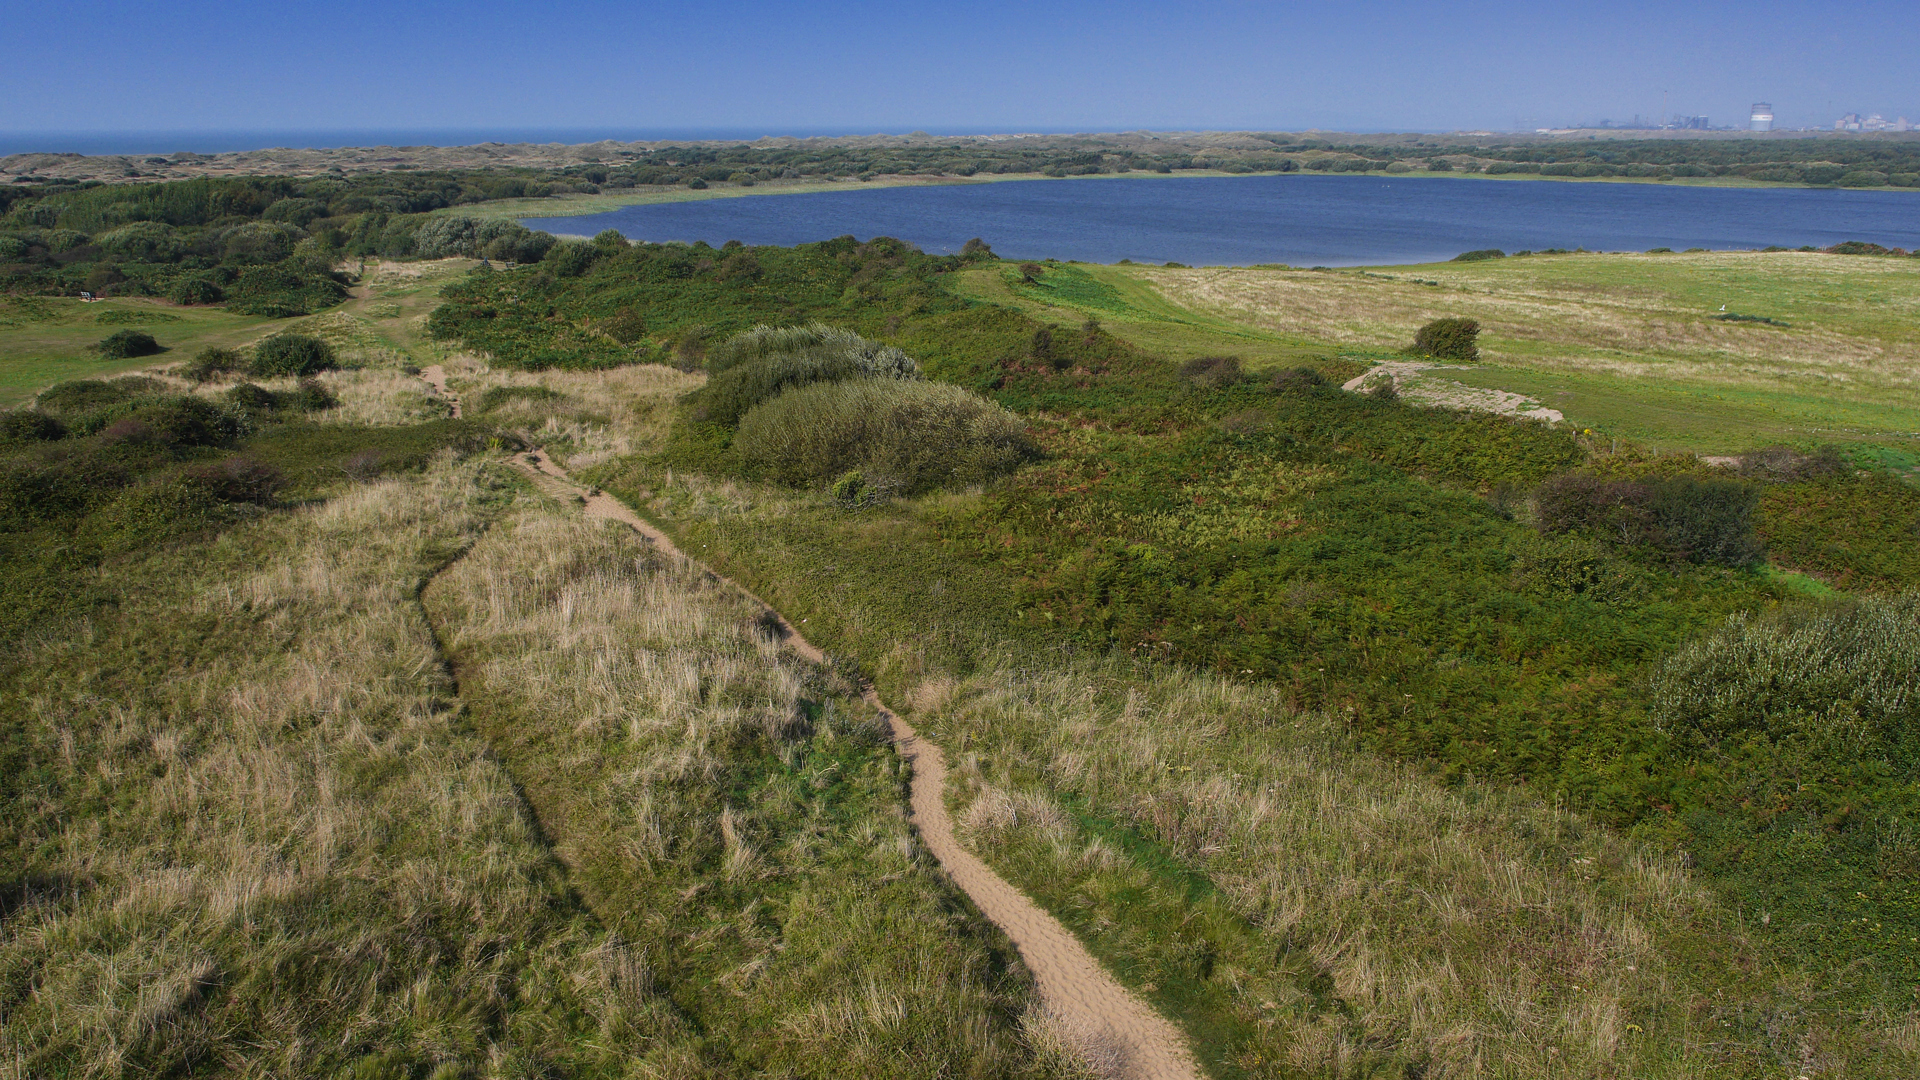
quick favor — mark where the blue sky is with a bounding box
[3,1,1914,139]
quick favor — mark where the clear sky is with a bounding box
[3,0,1914,139]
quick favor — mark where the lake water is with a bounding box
[528,174,1920,267]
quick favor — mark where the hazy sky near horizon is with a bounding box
[4,0,1915,138]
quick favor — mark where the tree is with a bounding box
[1412,317,1481,361]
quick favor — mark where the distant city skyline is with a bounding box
[0,1,1914,141]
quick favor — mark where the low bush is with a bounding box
[695,324,920,427]
[1534,471,1763,565]
[95,329,162,359]
[1178,355,1242,390]
[1411,317,1481,360]
[33,378,153,418]
[182,345,246,382]
[1269,366,1328,393]
[249,333,336,377]
[224,263,349,317]
[734,378,1035,494]
[1451,249,1505,262]
[181,455,283,503]
[0,411,65,443]
[168,277,225,305]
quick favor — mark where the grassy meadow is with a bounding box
[7,227,1920,1076]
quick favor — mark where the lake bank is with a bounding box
[521,173,1920,267]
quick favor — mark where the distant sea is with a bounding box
[0,127,1063,158]
[532,174,1920,267]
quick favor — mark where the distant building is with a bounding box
[1750,104,1774,132]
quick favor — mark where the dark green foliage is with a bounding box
[224,262,349,317]
[1177,355,1242,390]
[183,345,246,382]
[32,378,147,418]
[429,236,973,371]
[600,306,647,343]
[1411,317,1481,360]
[168,276,225,305]
[1451,249,1506,262]
[95,329,162,358]
[0,411,66,443]
[225,379,338,415]
[1712,312,1790,326]
[1269,366,1328,393]
[181,455,283,503]
[543,240,599,278]
[1757,473,1920,588]
[1534,471,1763,566]
[249,333,337,377]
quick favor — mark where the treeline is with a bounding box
[0,173,568,311]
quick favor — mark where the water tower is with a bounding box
[1750,103,1774,132]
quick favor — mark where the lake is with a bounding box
[527,174,1920,267]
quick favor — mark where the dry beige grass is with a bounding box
[443,358,702,465]
[0,458,643,1077]
[422,501,1067,1078]
[1135,252,1920,396]
[912,648,1888,1077]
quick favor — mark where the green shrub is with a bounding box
[1179,355,1242,390]
[33,379,143,418]
[1647,593,1920,820]
[1451,249,1505,262]
[1534,471,1763,565]
[97,221,183,262]
[182,455,283,503]
[168,277,225,305]
[1411,317,1481,360]
[1270,366,1328,393]
[0,235,28,260]
[249,333,336,377]
[0,411,65,443]
[544,240,597,278]
[696,325,921,427]
[225,263,348,317]
[734,378,1035,494]
[183,346,246,382]
[95,329,162,359]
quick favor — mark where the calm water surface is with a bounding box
[530,174,1920,266]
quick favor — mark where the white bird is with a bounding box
[1718,303,1727,312]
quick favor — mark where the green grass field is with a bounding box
[954,251,1920,457]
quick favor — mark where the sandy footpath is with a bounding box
[414,367,1198,1078]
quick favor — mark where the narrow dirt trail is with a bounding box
[420,364,461,418]
[498,441,1200,1080]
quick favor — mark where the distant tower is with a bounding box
[1750,103,1774,132]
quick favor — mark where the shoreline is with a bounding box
[473,167,1920,222]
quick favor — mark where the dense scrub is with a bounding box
[427,235,988,370]
[0,376,494,642]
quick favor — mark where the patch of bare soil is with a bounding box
[1344,361,1565,423]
